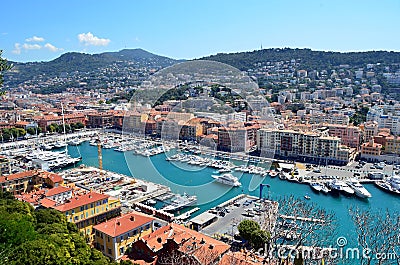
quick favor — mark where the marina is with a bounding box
[1,132,400,246]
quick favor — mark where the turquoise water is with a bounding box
[67,142,400,248]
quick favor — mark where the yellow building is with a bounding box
[93,212,154,260]
[385,135,400,155]
[41,191,121,241]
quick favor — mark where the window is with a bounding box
[120,247,125,255]
[80,206,84,211]
[108,248,112,255]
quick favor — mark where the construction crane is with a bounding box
[96,137,103,177]
[259,183,271,200]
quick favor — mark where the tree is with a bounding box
[349,207,400,265]
[0,50,12,93]
[250,229,270,250]
[238,219,260,242]
[0,196,116,265]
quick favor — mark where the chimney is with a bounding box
[130,216,135,222]
[116,221,121,226]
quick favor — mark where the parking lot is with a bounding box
[200,195,278,241]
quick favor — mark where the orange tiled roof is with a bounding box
[39,171,63,184]
[140,223,229,263]
[218,251,267,265]
[45,186,72,197]
[93,212,154,237]
[0,170,37,183]
[52,191,109,212]
[40,197,57,208]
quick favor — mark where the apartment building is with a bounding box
[35,113,85,132]
[360,139,382,161]
[385,135,400,155]
[325,124,362,148]
[217,125,257,153]
[308,113,350,125]
[123,112,148,132]
[257,128,352,165]
[367,105,400,135]
[87,112,114,128]
[93,212,154,260]
[362,121,379,141]
[0,170,63,195]
[41,191,121,240]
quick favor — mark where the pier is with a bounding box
[279,214,325,223]
[176,207,200,220]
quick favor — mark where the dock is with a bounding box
[176,207,200,220]
[279,214,325,223]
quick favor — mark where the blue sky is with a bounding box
[1,0,399,62]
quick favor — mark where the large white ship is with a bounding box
[162,193,197,212]
[212,173,241,187]
[346,179,372,198]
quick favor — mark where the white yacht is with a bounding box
[328,180,355,196]
[162,193,197,212]
[346,179,372,198]
[68,138,84,146]
[320,184,331,194]
[309,182,324,192]
[53,141,68,148]
[389,176,400,190]
[212,173,241,187]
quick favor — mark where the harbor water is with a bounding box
[67,142,400,248]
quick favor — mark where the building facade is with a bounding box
[93,212,154,260]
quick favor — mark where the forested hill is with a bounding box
[5,49,179,87]
[202,48,400,70]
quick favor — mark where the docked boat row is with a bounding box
[22,149,81,171]
[374,176,400,195]
[166,153,274,177]
[308,179,372,198]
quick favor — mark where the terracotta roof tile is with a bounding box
[0,170,37,183]
[45,186,72,197]
[52,191,109,212]
[93,212,154,237]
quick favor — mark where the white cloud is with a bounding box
[12,43,21,54]
[44,43,63,52]
[25,36,45,42]
[78,32,110,46]
[22,43,42,50]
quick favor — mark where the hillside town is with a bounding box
[1,54,400,265]
[2,58,400,165]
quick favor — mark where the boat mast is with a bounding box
[61,103,67,154]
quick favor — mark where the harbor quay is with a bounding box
[60,166,181,222]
